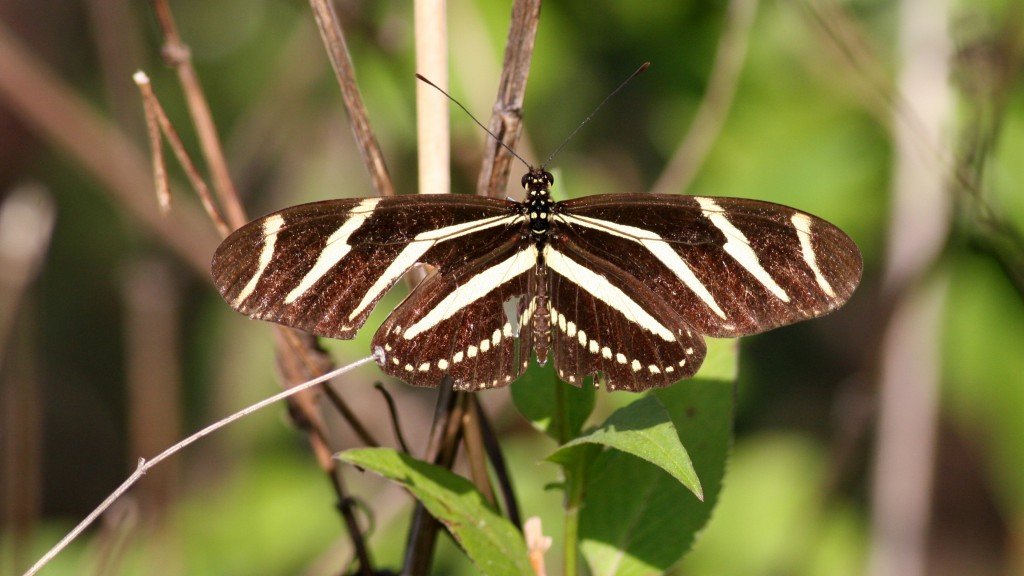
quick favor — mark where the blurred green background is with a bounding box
[1,0,1022,574]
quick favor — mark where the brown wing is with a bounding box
[555,194,862,337]
[372,235,536,391]
[543,239,706,392]
[211,195,520,339]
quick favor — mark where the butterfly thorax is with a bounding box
[521,169,554,237]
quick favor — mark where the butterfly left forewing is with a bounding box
[373,235,536,391]
[212,195,518,339]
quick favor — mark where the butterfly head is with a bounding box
[521,168,554,192]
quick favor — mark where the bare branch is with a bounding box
[308,0,395,197]
[477,0,542,198]
[150,0,249,228]
[134,71,231,237]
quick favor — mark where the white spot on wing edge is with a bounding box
[233,214,285,307]
[791,213,837,298]
[695,197,790,302]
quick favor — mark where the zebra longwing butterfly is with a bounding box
[211,168,862,392]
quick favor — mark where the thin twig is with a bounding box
[374,383,411,453]
[22,356,376,576]
[477,0,542,198]
[461,396,496,507]
[133,71,231,237]
[150,0,248,229]
[472,395,521,528]
[136,73,171,214]
[649,0,760,196]
[308,0,395,198]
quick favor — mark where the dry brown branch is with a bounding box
[150,0,248,228]
[137,74,172,214]
[649,0,760,196]
[477,0,542,198]
[134,72,231,237]
[309,0,395,198]
[145,4,380,570]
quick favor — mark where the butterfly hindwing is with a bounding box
[373,235,536,390]
[556,194,862,338]
[212,195,519,339]
[543,238,706,392]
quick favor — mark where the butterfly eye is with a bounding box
[521,173,531,188]
[543,171,554,186]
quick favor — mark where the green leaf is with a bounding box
[578,338,737,576]
[511,359,595,442]
[549,395,702,500]
[337,448,532,576]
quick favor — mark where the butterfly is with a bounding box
[211,166,862,392]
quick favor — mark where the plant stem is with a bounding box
[563,461,585,576]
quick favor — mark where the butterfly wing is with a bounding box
[543,238,706,392]
[211,195,520,339]
[373,234,536,390]
[555,194,862,338]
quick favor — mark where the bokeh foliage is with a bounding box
[1,0,1023,574]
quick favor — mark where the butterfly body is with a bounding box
[212,168,861,392]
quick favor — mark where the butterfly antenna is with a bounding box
[415,74,533,171]
[541,62,650,170]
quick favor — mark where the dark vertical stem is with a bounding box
[477,0,542,198]
[461,396,496,507]
[472,395,522,528]
[308,0,395,198]
[402,379,463,576]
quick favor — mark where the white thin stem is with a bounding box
[415,0,449,196]
[22,356,375,576]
